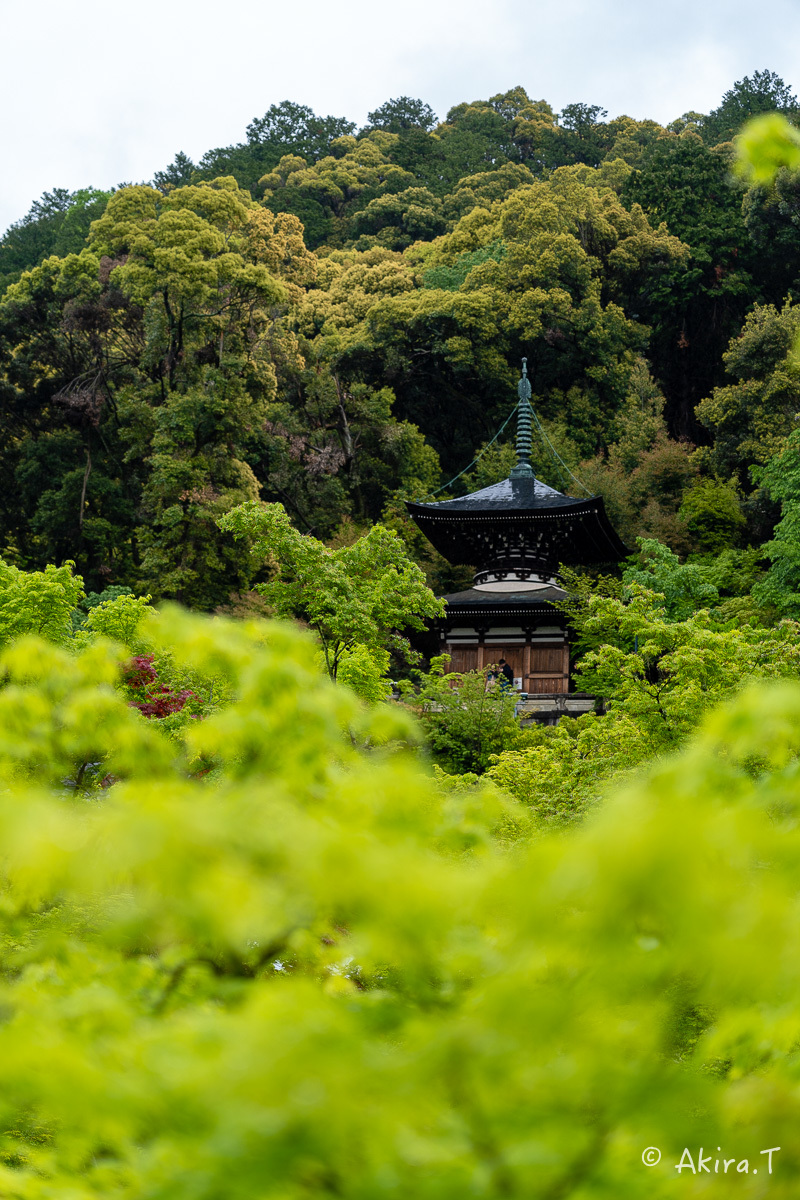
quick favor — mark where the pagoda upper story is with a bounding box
[406,360,627,591]
[405,362,627,705]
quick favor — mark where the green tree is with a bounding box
[0,176,446,593]
[488,705,647,822]
[0,557,84,647]
[601,115,665,167]
[492,578,800,816]
[752,428,800,616]
[0,247,145,587]
[246,100,357,161]
[53,188,112,256]
[252,361,441,534]
[442,162,536,222]
[398,657,521,773]
[678,476,746,552]
[702,69,799,146]
[217,500,443,680]
[0,179,316,607]
[435,98,519,183]
[696,300,800,481]
[577,360,697,551]
[351,186,447,249]
[363,96,437,133]
[621,538,719,618]
[332,166,685,472]
[552,102,611,166]
[741,159,800,303]
[186,102,358,198]
[622,133,757,438]
[153,151,197,192]
[0,188,110,294]
[572,581,800,713]
[259,132,416,249]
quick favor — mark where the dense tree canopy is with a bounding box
[2,73,800,609]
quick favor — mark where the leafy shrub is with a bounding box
[0,558,84,647]
[122,652,201,719]
[398,657,521,773]
[622,537,719,619]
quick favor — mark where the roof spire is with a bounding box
[509,357,535,479]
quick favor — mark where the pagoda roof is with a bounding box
[407,358,628,571]
[412,475,574,512]
[406,487,628,568]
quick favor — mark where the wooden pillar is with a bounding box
[523,640,532,690]
[562,640,570,693]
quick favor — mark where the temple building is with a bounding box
[406,362,627,717]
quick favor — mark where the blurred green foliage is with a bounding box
[0,609,799,1194]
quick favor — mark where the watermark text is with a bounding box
[642,1146,781,1176]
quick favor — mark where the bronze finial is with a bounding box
[510,358,535,479]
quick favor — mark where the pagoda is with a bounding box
[406,361,627,708]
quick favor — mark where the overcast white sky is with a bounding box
[3,0,800,233]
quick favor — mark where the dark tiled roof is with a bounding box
[408,490,628,568]
[412,475,580,513]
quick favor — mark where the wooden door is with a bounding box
[527,643,569,694]
[446,645,479,674]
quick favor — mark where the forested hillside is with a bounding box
[7,74,800,1198]
[2,70,800,613]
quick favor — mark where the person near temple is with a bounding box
[498,658,514,691]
